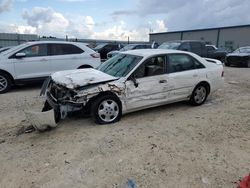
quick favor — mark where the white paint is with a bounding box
[0,41,100,80]
[51,68,117,89]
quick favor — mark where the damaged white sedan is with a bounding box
[33,49,224,130]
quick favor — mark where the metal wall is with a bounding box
[0,33,38,48]
[149,25,250,50]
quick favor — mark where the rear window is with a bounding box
[49,44,84,56]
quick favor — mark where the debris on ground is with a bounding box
[25,110,58,131]
[238,174,250,188]
[126,179,137,188]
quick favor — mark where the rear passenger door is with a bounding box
[166,53,205,101]
[48,43,85,72]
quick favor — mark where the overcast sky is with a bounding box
[0,0,250,41]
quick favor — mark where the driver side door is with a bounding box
[125,55,170,112]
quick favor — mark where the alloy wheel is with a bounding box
[0,75,8,92]
[98,99,119,123]
[194,86,207,104]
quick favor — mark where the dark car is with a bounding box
[158,40,227,61]
[225,47,250,67]
[94,43,123,60]
[107,43,152,59]
[158,40,208,57]
[206,45,227,62]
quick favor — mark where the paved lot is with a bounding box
[0,67,250,188]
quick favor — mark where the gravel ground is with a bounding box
[0,67,250,188]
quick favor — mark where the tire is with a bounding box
[247,61,250,68]
[190,84,208,106]
[224,62,230,67]
[0,72,12,94]
[91,94,122,124]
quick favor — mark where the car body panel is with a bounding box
[42,49,224,119]
[0,41,101,81]
[226,47,250,67]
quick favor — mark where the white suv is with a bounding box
[0,41,100,93]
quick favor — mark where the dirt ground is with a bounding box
[0,67,250,188]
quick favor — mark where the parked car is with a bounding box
[107,43,152,59]
[0,41,100,93]
[158,40,227,61]
[0,46,13,54]
[94,43,123,60]
[225,46,250,67]
[206,45,228,61]
[38,49,224,129]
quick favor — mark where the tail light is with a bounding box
[221,70,224,77]
[90,53,100,58]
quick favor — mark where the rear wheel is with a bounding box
[247,61,250,68]
[224,62,230,67]
[91,95,122,124]
[190,84,208,106]
[0,72,12,94]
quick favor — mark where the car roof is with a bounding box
[24,41,87,45]
[163,40,204,43]
[121,49,192,58]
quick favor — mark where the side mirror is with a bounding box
[15,53,26,58]
[181,48,188,51]
[130,75,139,88]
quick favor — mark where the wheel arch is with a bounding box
[78,65,93,69]
[0,69,14,84]
[196,81,211,94]
[85,91,122,113]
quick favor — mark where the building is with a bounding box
[0,33,146,49]
[149,24,250,51]
[0,33,38,48]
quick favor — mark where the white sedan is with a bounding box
[39,49,224,128]
[0,41,100,93]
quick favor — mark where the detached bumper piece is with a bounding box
[25,109,58,131]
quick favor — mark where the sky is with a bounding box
[0,0,250,41]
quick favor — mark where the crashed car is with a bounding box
[33,49,224,130]
[225,46,250,67]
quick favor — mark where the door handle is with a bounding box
[40,58,48,61]
[159,80,167,83]
[193,74,198,77]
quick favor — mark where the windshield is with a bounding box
[98,54,143,77]
[119,44,136,51]
[94,43,108,50]
[238,47,250,53]
[158,42,181,50]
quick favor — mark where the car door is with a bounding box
[125,55,170,111]
[166,53,205,101]
[11,44,50,79]
[48,43,85,72]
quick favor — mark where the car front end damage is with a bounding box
[25,72,123,131]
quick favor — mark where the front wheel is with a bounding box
[0,72,12,94]
[190,84,208,106]
[91,95,122,124]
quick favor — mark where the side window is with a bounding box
[179,42,191,51]
[167,54,205,73]
[17,44,47,58]
[133,56,166,78]
[50,44,84,56]
[190,42,202,55]
[207,46,215,52]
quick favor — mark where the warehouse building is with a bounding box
[149,24,250,51]
[0,33,38,48]
[0,33,145,49]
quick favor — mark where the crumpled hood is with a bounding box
[51,68,117,89]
